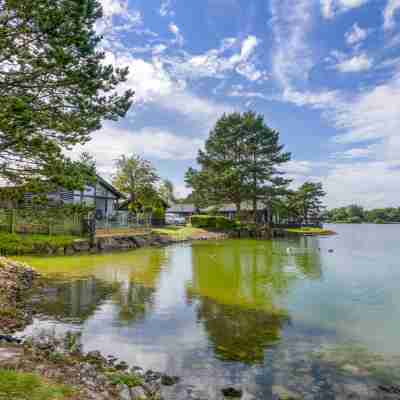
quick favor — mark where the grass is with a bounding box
[0,233,79,255]
[0,369,75,400]
[107,372,143,388]
[285,227,336,236]
[152,225,210,240]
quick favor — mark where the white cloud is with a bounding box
[335,53,373,72]
[332,70,400,143]
[73,126,204,177]
[159,0,175,17]
[332,147,374,159]
[104,52,231,128]
[345,23,369,45]
[322,161,400,208]
[169,23,184,46]
[163,35,267,82]
[384,0,400,30]
[321,0,369,19]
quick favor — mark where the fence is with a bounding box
[0,208,86,236]
[94,211,159,236]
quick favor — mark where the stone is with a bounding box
[119,384,132,400]
[130,386,148,400]
[72,240,90,252]
[378,385,400,395]
[221,387,243,398]
[64,245,75,256]
[161,374,180,386]
[272,385,301,400]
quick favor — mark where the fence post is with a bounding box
[10,209,15,234]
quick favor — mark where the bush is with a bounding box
[191,215,236,230]
[152,207,165,220]
[0,233,78,255]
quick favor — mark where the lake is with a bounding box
[18,224,400,399]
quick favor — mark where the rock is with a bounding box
[115,361,129,371]
[130,386,148,400]
[272,385,301,400]
[72,240,90,252]
[64,245,75,256]
[161,374,180,386]
[378,385,400,395]
[221,387,243,398]
[119,384,132,400]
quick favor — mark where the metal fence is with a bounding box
[0,208,85,236]
[94,211,162,236]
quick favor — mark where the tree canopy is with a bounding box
[324,205,400,224]
[0,0,133,190]
[185,112,291,220]
[287,182,326,224]
[112,154,160,212]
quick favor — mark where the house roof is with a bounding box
[202,201,268,213]
[96,175,125,199]
[167,203,197,213]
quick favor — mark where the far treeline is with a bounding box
[324,205,400,224]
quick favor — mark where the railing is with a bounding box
[94,211,157,237]
[0,208,85,236]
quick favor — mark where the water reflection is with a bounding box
[187,239,322,364]
[36,277,117,323]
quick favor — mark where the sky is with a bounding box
[74,0,400,209]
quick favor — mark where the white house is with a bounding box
[25,175,124,219]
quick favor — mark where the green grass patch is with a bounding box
[152,226,209,240]
[285,227,336,236]
[0,233,79,256]
[107,372,143,388]
[0,369,75,400]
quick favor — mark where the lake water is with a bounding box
[18,224,400,399]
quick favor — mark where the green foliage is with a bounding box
[185,112,291,219]
[0,233,78,255]
[107,372,143,388]
[286,182,326,223]
[0,369,74,400]
[152,207,165,220]
[0,0,133,190]
[324,205,400,224]
[191,215,236,230]
[113,154,160,211]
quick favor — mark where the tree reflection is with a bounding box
[36,277,117,323]
[188,239,322,364]
[114,281,155,324]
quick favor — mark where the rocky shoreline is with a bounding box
[0,257,39,333]
[0,256,243,400]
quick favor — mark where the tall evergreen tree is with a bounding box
[185,112,291,222]
[0,0,133,190]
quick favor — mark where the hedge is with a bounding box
[191,215,237,230]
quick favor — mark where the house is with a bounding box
[11,175,124,219]
[166,203,197,220]
[45,175,124,219]
[201,201,270,224]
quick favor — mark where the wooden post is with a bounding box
[10,209,15,234]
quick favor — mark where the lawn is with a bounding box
[152,225,210,240]
[0,233,79,255]
[0,369,74,400]
[285,227,336,236]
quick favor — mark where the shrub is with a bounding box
[191,215,236,230]
[0,233,78,256]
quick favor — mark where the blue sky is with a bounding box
[75,0,400,208]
